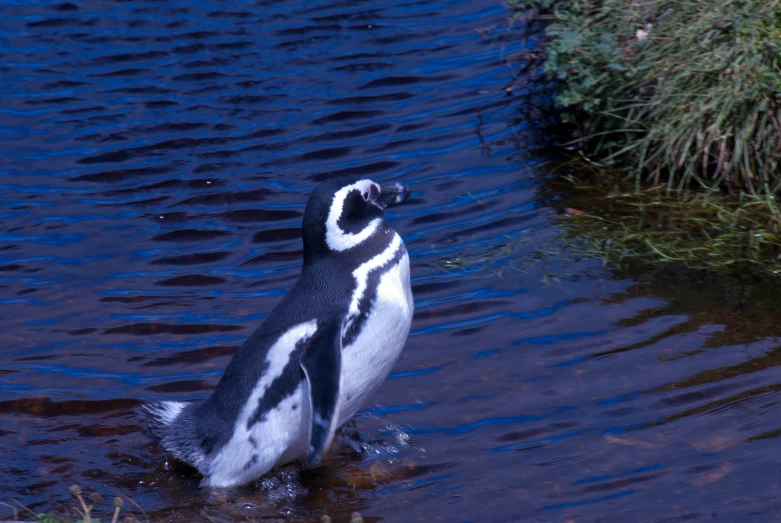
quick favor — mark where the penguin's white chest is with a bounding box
[339,249,413,423]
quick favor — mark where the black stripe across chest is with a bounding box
[343,239,406,347]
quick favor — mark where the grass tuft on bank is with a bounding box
[510,0,781,194]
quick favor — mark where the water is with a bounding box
[2,1,781,521]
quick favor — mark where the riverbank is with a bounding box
[509,0,781,274]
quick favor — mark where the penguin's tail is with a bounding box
[138,400,207,472]
[138,400,188,442]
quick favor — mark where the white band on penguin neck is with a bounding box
[325,180,381,251]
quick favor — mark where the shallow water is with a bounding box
[3,1,781,521]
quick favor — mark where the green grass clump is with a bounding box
[510,0,781,194]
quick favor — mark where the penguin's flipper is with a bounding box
[300,313,345,467]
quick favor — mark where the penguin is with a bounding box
[140,177,413,488]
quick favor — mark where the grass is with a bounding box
[502,0,781,274]
[2,485,146,523]
[508,0,781,194]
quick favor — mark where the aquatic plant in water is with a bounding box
[2,485,145,523]
[550,165,781,276]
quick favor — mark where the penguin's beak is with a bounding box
[374,182,410,209]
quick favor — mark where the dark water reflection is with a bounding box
[2,0,781,521]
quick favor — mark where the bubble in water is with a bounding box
[256,463,305,503]
[385,423,411,449]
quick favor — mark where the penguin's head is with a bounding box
[302,177,410,261]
